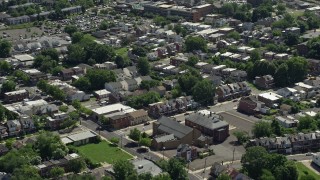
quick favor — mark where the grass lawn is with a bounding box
[297,162,320,180]
[115,47,128,58]
[75,141,133,164]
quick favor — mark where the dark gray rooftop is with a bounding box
[186,113,229,130]
[158,116,193,139]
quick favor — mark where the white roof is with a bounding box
[67,131,97,142]
[305,111,317,117]
[14,54,34,61]
[5,89,27,95]
[295,82,313,89]
[259,92,282,101]
[92,103,135,115]
[24,99,47,106]
[61,137,73,144]
[23,69,41,74]
[94,89,111,96]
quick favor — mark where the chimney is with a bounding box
[210,111,212,117]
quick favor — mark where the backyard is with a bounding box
[297,162,320,180]
[75,141,133,164]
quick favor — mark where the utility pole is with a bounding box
[202,157,207,178]
[232,147,235,163]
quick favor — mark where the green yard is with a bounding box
[75,141,133,164]
[297,162,320,180]
[115,47,128,58]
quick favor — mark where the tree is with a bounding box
[68,158,86,173]
[11,166,42,180]
[186,56,199,67]
[166,158,188,180]
[73,77,91,92]
[139,137,152,147]
[72,32,84,44]
[110,137,120,146]
[233,131,249,144]
[298,116,317,132]
[0,61,13,75]
[99,20,110,30]
[129,128,141,141]
[241,146,269,179]
[252,6,272,22]
[271,119,282,136]
[252,121,272,138]
[132,46,147,57]
[140,80,159,90]
[178,73,201,95]
[260,169,276,180]
[115,55,129,68]
[64,25,78,35]
[127,91,161,109]
[307,36,320,59]
[274,63,289,87]
[34,131,68,159]
[227,31,241,40]
[192,80,215,106]
[67,44,86,64]
[284,33,300,46]
[41,48,59,61]
[0,39,12,58]
[50,167,65,178]
[1,80,16,94]
[217,173,231,180]
[113,160,136,180]
[248,39,261,48]
[250,49,261,62]
[68,174,96,180]
[286,57,308,84]
[152,173,172,180]
[84,69,116,90]
[185,36,207,52]
[137,57,150,75]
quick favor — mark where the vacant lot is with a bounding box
[297,162,320,180]
[76,141,133,164]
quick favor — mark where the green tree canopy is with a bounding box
[185,36,207,52]
[64,25,78,35]
[252,121,272,138]
[0,39,12,58]
[113,159,136,180]
[192,80,215,106]
[34,131,68,159]
[1,80,16,94]
[129,128,141,141]
[137,57,151,76]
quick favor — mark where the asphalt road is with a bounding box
[81,119,202,180]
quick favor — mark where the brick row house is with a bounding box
[237,96,270,115]
[148,96,198,118]
[249,131,320,154]
[106,109,149,129]
[216,82,251,102]
[4,89,29,103]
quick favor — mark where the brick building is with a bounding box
[185,112,229,142]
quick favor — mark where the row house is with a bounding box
[148,96,197,118]
[60,67,85,80]
[46,112,69,130]
[4,89,29,103]
[237,96,270,115]
[170,54,188,67]
[93,61,117,70]
[216,82,251,102]
[254,75,274,89]
[106,109,149,129]
[249,131,320,154]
